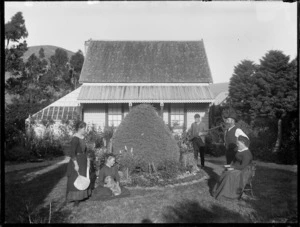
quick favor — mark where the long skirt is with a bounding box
[90,185,130,201]
[66,153,92,202]
[212,167,251,201]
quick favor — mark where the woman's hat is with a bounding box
[74,172,90,190]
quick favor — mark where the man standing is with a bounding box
[187,114,208,170]
[223,111,249,164]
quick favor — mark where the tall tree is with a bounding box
[229,50,297,153]
[69,49,84,89]
[38,47,45,58]
[5,12,28,47]
[228,60,258,123]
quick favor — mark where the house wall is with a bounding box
[81,103,210,132]
[83,103,106,130]
[163,104,169,125]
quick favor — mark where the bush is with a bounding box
[112,104,180,172]
[157,159,184,180]
[206,143,226,157]
[249,117,277,162]
[116,148,143,174]
[5,146,32,162]
[85,124,103,148]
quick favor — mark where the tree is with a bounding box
[69,50,84,89]
[228,60,258,123]
[5,12,28,48]
[228,50,297,153]
[39,47,45,58]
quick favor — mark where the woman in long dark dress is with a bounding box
[66,121,92,207]
[90,154,130,201]
[212,135,253,201]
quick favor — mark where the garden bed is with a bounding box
[120,168,208,189]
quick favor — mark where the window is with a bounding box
[170,104,184,129]
[108,104,122,127]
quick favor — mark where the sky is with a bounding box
[5,1,297,84]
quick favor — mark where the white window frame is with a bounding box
[108,104,122,127]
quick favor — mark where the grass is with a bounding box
[5,163,71,223]
[5,155,298,223]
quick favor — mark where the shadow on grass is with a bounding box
[5,163,70,223]
[205,158,226,166]
[242,166,298,223]
[162,199,250,223]
[201,166,219,195]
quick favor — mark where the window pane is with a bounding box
[48,107,54,119]
[42,108,49,120]
[53,107,58,120]
[67,107,73,119]
[36,111,42,120]
[62,106,68,119]
[57,107,64,120]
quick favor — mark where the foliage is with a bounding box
[224,50,297,162]
[228,51,297,120]
[112,104,180,172]
[248,117,278,162]
[102,126,115,145]
[228,60,258,123]
[5,13,85,153]
[85,124,103,148]
[156,159,185,180]
[5,11,28,47]
[29,130,64,159]
[115,147,144,174]
[69,50,84,89]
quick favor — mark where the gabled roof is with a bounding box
[79,40,213,83]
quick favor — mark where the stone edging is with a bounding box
[126,175,209,191]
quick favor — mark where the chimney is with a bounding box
[84,38,92,55]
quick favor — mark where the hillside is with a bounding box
[5,45,75,105]
[22,45,75,62]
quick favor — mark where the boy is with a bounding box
[187,114,208,170]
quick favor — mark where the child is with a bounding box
[104,176,121,196]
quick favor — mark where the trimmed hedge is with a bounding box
[112,104,180,172]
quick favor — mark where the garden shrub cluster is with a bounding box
[112,104,180,173]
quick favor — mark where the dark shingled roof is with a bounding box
[79,40,213,83]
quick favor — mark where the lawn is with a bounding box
[4,156,298,223]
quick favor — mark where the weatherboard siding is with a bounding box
[83,104,106,129]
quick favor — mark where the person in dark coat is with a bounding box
[90,154,130,201]
[66,121,91,207]
[187,113,208,170]
[223,111,248,164]
[213,135,253,201]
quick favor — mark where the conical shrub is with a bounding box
[112,104,180,172]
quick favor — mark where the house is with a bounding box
[28,40,215,136]
[78,40,214,133]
